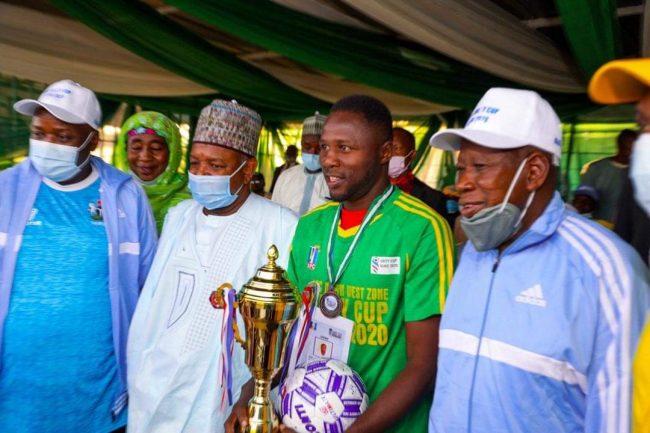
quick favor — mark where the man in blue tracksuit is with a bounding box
[428,87,649,433]
[0,80,157,432]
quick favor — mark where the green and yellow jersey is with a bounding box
[287,187,455,433]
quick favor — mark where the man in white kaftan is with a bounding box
[127,100,298,433]
[272,112,329,215]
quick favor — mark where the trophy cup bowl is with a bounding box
[235,245,298,433]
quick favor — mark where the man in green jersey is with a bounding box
[252,95,452,433]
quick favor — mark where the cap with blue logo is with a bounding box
[429,87,562,165]
[13,79,102,130]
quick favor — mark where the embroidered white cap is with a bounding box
[430,87,562,165]
[14,79,102,130]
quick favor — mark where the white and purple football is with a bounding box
[280,359,369,433]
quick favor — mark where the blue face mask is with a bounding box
[302,153,321,172]
[29,133,94,182]
[189,160,247,210]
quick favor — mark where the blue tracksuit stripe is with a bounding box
[557,216,633,433]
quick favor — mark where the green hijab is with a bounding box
[115,111,190,232]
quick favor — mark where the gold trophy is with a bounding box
[233,245,299,433]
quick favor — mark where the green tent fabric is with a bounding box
[256,124,287,191]
[555,0,621,79]
[50,0,328,116]
[436,151,457,191]
[560,122,635,197]
[167,0,593,115]
[114,111,191,232]
[411,116,441,171]
[99,94,301,122]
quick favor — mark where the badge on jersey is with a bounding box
[307,245,320,270]
[370,256,400,275]
[88,199,103,221]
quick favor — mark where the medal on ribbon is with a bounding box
[323,186,394,318]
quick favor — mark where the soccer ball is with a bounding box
[280,359,369,433]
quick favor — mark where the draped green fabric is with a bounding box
[560,122,636,196]
[555,0,621,79]
[50,0,327,116]
[99,94,299,122]
[436,151,457,191]
[412,117,440,171]
[114,111,191,232]
[167,0,590,112]
[255,124,287,192]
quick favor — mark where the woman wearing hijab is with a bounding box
[115,111,190,232]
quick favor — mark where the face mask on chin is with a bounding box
[189,160,247,211]
[460,156,536,252]
[630,133,650,216]
[29,132,94,182]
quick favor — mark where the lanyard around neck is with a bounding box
[326,185,394,289]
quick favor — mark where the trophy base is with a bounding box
[246,397,279,433]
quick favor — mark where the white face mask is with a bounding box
[388,151,413,178]
[29,133,94,182]
[630,133,650,216]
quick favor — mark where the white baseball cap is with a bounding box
[430,88,562,165]
[13,79,102,130]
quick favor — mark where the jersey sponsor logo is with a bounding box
[26,208,42,226]
[309,280,390,347]
[370,256,400,275]
[88,199,103,222]
[167,271,196,327]
[515,284,547,307]
[307,245,320,270]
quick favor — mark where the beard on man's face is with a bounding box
[329,162,381,203]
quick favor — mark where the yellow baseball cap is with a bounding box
[589,58,650,104]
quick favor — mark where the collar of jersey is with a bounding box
[337,213,384,238]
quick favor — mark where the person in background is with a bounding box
[115,111,190,232]
[580,128,637,224]
[0,79,157,433]
[250,172,266,196]
[269,144,298,194]
[272,112,329,215]
[127,99,297,433]
[589,57,650,433]
[570,184,613,229]
[390,127,452,226]
[428,87,648,433]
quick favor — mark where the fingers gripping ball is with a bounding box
[280,359,368,433]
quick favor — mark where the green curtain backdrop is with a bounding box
[560,122,635,196]
[556,0,621,79]
[411,116,441,171]
[167,0,593,115]
[50,0,328,116]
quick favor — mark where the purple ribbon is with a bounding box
[220,287,237,408]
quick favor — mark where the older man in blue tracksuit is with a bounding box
[428,88,649,433]
[0,80,157,432]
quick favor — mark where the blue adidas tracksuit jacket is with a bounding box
[430,193,649,433]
